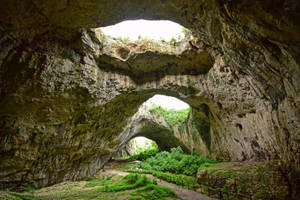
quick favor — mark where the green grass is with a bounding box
[149,106,191,131]
[128,149,158,162]
[0,174,178,200]
[134,146,221,176]
[131,184,176,200]
[84,175,114,187]
[0,190,35,200]
[90,173,177,200]
[125,169,199,189]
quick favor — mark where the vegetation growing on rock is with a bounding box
[128,149,158,162]
[128,140,159,161]
[125,169,199,189]
[197,160,291,200]
[149,106,191,130]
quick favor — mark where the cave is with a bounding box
[114,137,157,157]
[115,94,195,153]
[0,1,299,199]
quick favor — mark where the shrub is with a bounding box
[128,148,158,161]
[125,169,199,189]
[135,146,220,176]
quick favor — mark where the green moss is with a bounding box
[204,168,241,178]
[84,175,114,187]
[192,107,211,150]
[197,161,290,200]
[149,106,191,131]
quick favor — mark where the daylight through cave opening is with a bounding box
[116,94,193,155]
[97,19,189,44]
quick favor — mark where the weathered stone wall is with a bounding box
[0,1,298,196]
[113,139,137,157]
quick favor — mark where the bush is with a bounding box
[128,148,158,161]
[125,169,199,189]
[135,147,220,176]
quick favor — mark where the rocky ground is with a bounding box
[1,158,293,200]
[0,159,216,200]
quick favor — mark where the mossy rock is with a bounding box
[197,160,291,200]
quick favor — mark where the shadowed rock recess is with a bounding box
[0,0,299,199]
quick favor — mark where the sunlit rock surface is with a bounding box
[0,1,299,198]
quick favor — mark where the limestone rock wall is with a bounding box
[0,0,298,196]
[113,139,137,157]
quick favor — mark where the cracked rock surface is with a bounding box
[0,1,299,198]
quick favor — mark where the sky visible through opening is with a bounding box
[100,20,185,41]
[147,95,189,110]
[135,95,189,148]
[134,137,155,149]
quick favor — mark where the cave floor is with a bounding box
[101,159,216,200]
[0,159,217,200]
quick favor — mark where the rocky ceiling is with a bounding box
[0,0,299,196]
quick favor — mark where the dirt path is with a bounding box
[103,160,217,200]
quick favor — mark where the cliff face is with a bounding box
[0,0,299,195]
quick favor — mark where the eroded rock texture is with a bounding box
[0,1,299,198]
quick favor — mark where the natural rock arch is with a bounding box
[0,1,299,195]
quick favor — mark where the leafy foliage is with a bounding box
[128,139,158,161]
[169,37,177,45]
[149,106,191,131]
[131,184,176,200]
[135,140,158,154]
[181,27,189,35]
[92,173,150,193]
[125,169,199,189]
[90,173,176,200]
[135,147,220,176]
[128,148,158,162]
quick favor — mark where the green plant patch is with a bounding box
[149,106,191,131]
[131,184,176,200]
[85,175,114,187]
[0,191,35,200]
[90,173,150,194]
[90,173,177,200]
[125,169,199,189]
[134,146,221,176]
[128,149,158,161]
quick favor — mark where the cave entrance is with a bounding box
[96,19,189,44]
[118,94,192,154]
[114,137,158,157]
[146,94,190,110]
